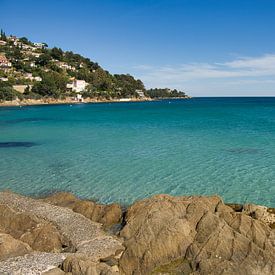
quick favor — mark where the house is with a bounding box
[0,40,7,46]
[8,36,17,42]
[23,73,42,81]
[34,42,46,49]
[0,55,12,68]
[66,79,88,93]
[75,93,83,102]
[13,85,32,93]
[30,62,36,68]
[136,89,145,98]
[56,61,75,71]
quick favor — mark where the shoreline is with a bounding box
[0,96,190,107]
[0,190,274,274]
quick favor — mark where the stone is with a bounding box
[0,191,124,270]
[119,194,275,275]
[242,203,275,228]
[42,192,123,228]
[0,252,68,274]
[42,267,66,275]
[0,203,69,253]
[62,255,118,275]
[0,233,32,261]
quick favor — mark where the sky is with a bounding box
[1,0,275,96]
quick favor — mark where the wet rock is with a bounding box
[119,194,275,275]
[42,192,123,228]
[0,233,32,261]
[226,203,243,212]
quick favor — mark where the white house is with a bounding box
[136,89,145,98]
[0,55,12,68]
[34,42,46,49]
[66,79,88,93]
[0,40,7,46]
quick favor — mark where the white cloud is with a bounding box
[132,54,275,96]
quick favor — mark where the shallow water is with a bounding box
[0,98,275,206]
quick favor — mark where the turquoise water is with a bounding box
[0,98,275,206]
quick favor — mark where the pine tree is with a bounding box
[0,29,7,41]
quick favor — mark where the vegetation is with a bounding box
[146,88,186,98]
[0,29,187,102]
[0,82,23,101]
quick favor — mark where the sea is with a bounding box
[0,97,275,207]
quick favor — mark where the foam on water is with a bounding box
[0,98,275,206]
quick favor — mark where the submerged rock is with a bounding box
[119,194,275,275]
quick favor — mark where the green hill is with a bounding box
[0,29,187,102]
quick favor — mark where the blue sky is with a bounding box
[1,0,275,96]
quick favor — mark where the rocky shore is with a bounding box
[0,191,274,274]
[0,97,153,107]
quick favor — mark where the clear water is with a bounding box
[0,98,275,207]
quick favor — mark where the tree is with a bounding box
[50,47,63,61]
[32,71,68,98]
[19,37,32,45]
[0,85,22,101]
[0,29,6,40]
[36,53,51,66]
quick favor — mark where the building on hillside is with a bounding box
[13,85,32,93]
[56,61,75,71]
[23,73,42,81]
[135,89,145,98]
[8,36,17,42]
[66,79,88,93]
[30,62,36,68]
[0,40,7,46]
[0,77,8,81]
[34,42,46,49]
[0,55,12,68]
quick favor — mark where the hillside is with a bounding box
[0,30,187,103]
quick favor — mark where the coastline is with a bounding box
[0,96,191,107]
[0,190,274,274]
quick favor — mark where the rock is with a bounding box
[0,191,124,268]
[42,267,66,275]
[0,252,68,274]
[242,203,275,228]
[62,255,118,275]
[42,192,122,228]
[0,203,69,253]
[0,233,32,261]
[20,223,69,253]
[226,203,243,212]
[119,194,275,275]
[41,192,78,208]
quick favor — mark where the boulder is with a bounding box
[0,203,69,253]
[119,194,275,275]
[242,203,275,228]
[42,192,122,228]
[0,233,32,260]
[62,255,118,275]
